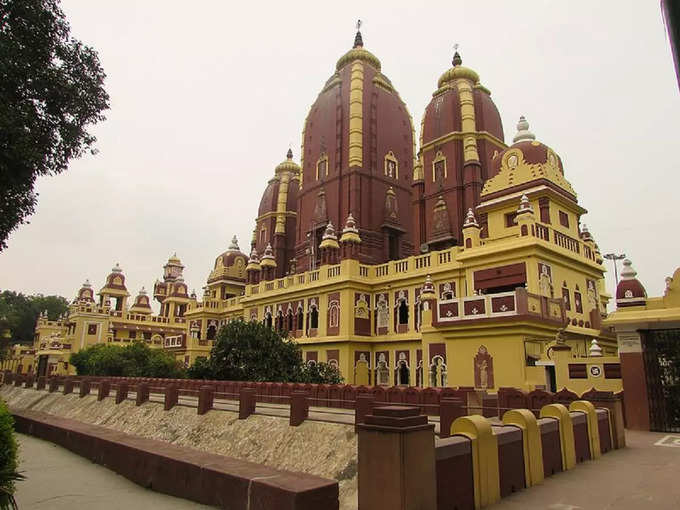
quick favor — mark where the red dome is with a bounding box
[616,259,647,307]
[491,140,564,176]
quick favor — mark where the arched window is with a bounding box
[276,311,284,331]
[265,312,273,329]
[295,306,304,331]
[398,299,409,325]
[206,324,217,340]
[287,310,294,332]
[309,306,319,330]
[398,360,410,386]
[328,301,340,328]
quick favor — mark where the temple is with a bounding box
[4,27,622,393]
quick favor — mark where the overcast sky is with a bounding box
[1,1,678,310]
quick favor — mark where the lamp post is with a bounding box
[603,253,626,285]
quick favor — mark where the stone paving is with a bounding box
[14,433,210,509]
[492,430,680,510]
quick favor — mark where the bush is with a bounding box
[188,319,343,384]
[0,399,22,509]
[70,341,185,379]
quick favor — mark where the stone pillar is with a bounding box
[79,380,91,398]
[198,386,213,415]
[98,380,110,401]
[439,397,465,439]
[585,393,625,449]
[115,382,129,404]
[358,406,436,510]
[63,378,74,395]
[48,377,59,393]
[24,374,35,389]
[36,376,46,391]
[616,330,650,430]
[239,387,256,419]
[290,391,309,427]
[354,395,375,432]
[164,385,178,410]
[4,371,13,385]
[136,383,149,406]
[14,374,23,387]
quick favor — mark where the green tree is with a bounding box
[0,291,69,347]
[189,319,343,384]
[0,399,23,509]
[70,341,185,379]
[0,0,110,249]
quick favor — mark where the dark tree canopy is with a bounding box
[70,341,185,379]
[187,319,343,384]
[0,0,109,249]
[0,290,69,345]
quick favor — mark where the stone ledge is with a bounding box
[12,409,339,510]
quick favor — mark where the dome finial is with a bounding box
[513,115,536,143]
[228,235,240,251]
[286,147,293,160]
[452,43,462,66]
[354,19,363,48]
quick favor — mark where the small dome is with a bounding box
[437,51,480,89]
[260,243,277,268]
[616,259,647,307]
[167,253,182,264]
[340,213,361,244]
[336,26,381,72]
[482,117,574,199]
[104,263,127,290]
[320,222,339,249]
[77,279,95,302]
[209,235,248,283]
[275,149,301,176]
[246,248,261,272]
[130,287,152,313]
[463,208,479,228]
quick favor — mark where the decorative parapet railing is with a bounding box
[532,223,598,263]
[435,288,565,325]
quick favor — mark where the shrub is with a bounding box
[188,319,344,384]
[70,341,185,379]
[0,399,23,509]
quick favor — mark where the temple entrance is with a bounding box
[545,365,557,392]
[397,360,409,386]
[642,329,680,432]
[37,355,48,377]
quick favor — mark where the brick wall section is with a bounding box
[11,409,339,510]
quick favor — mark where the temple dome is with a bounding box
[208,236,248,283]
[616,259,647,307]
[422,51,504,144]
[482,117,575,199]
[275,148,302,176]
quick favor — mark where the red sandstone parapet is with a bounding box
[11,409,339,510]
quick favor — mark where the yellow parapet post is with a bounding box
[502,409,544,487]
[569,400,601,459]
[451,415,500,509]
[540,403,576,471]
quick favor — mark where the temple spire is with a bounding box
[452,43,462,66]
[354,19,363,48]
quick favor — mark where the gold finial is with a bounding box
[354,19,364,48]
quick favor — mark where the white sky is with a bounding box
[1,0,678,310]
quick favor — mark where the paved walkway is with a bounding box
[14,433,211,509]
[493,430,680,510]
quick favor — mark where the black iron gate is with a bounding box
[642,329,680,432]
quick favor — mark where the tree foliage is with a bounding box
[0,399,23,510]
[0,291,69,356]
[0,0,110,249]
[188,319,343,384]
[70,341,185,379]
